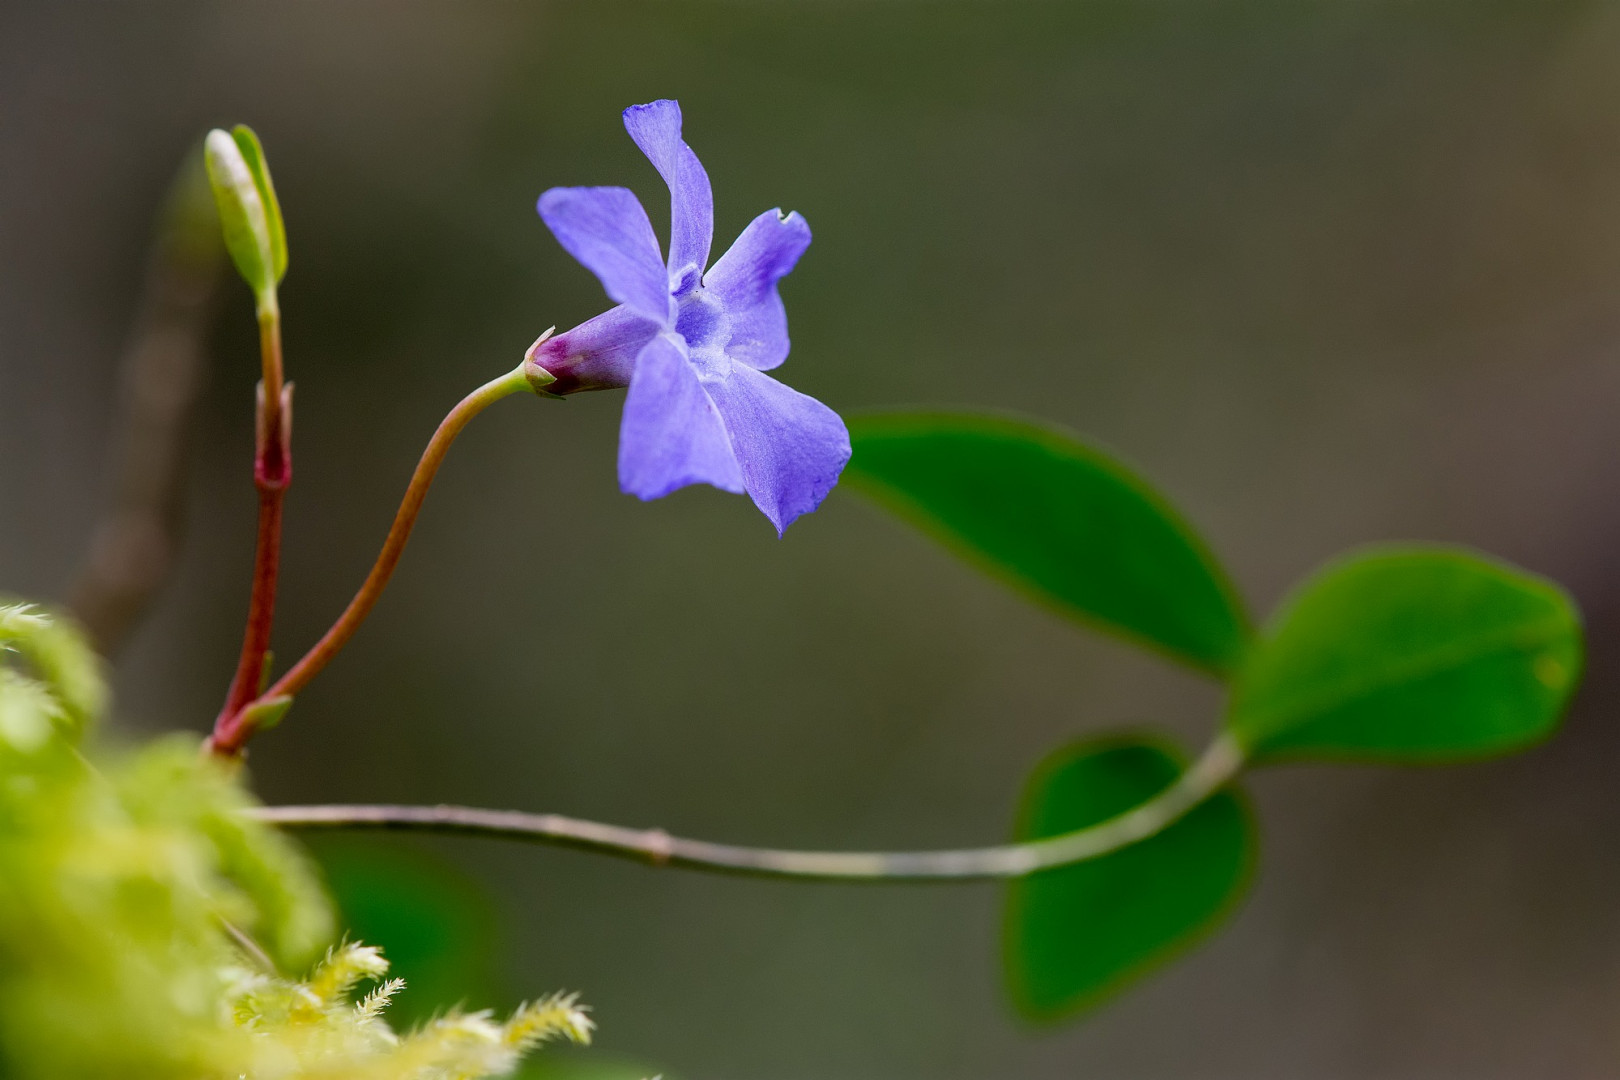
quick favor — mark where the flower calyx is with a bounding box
[522,327,562,397]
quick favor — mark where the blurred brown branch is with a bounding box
[69,151,222,655]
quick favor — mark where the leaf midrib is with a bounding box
[1230,613,1570,736]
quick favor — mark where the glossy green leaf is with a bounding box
[229,125,287,283]
[1004,737,1255,1022]
[847,412,1249,675]
[1226,546,1582,762]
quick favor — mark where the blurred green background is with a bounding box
[6,1,1620,1076]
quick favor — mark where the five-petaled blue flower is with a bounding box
[529,99,850,535]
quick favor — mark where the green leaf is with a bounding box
[1226,545,1583,762]
[203,127,279,302]
[229,125,287,283]
[846,411,1249,675]
[1004,737,1255,1022]
[237,694,292,733]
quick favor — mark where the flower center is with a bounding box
[674,286,732,384]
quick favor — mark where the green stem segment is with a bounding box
[210,362,536,756]
[254,736,1245,880]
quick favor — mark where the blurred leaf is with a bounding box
[0,601,105,730]
[846,411,1249,675]
[230,125,287,284]
[310,837,498,1023]
[123,736,336,971]
[1004,737,1255,1022]
[1227,546,1582,762]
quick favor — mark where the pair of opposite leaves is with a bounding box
[844,411,1582,1022]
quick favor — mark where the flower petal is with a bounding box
[537,186,671,324]
[722,288,791,372]
[622,100,714,281]
[707,364,849,534]
[532,305,660,394]
[705,209,811,371]
[619,333,745,500]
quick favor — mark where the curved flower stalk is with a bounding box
[531,99,850,534]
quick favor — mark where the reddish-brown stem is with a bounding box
[209,308,289,757]
[210,364,533,755]
[256,309,286,469]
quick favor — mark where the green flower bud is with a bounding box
[203,125,287,309]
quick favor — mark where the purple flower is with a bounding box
[529,100,849,535]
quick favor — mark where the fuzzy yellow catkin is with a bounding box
[0,601,590,1079]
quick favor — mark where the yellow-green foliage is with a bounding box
[221,944,592,1080]
[0,603,591,1078]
